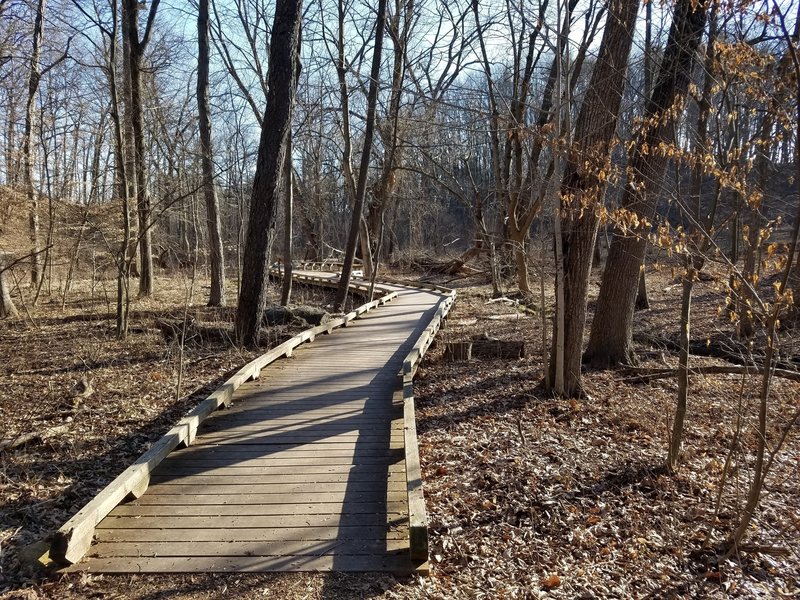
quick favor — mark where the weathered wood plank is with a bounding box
[142,481,408,495]
[192,436,404,448]
[172,447,400,458]
[97,513,405,529]
[94,526,408,542]
[153,463,404,476]
[133,489,407,505]
[158,456,402,467]
[110,502,407,517]
[127,491,408,505]
[148,472,402,485]
[72,554,418,574]
[88,539,409,558]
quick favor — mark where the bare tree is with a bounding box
[198,0,226,306]
[123,0,161,297]
[235,0,303,347]
[546,0,641,397]
[334,0,388,310]
[22,0,46,290]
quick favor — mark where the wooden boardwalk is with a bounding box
[72,277,445,573]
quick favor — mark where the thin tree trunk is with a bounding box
[0,254,18,318]
[669,256,701,469]
[334,0,387,310]
[198,0,226,307]
[123,0,160,298]
[281,134,293,307]
[23,0,45,290]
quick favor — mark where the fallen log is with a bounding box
[0,424,70,452]
[621,365,800,383]
[155,318,234,346]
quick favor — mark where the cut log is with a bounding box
[470,335,525,359]
[444,342,472,362]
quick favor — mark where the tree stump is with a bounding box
[470,334,525,359]
[0,253,19,319]
[444,342,472,362]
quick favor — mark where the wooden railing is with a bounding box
[50,276,398,565]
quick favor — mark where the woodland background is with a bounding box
[0,0,799,596]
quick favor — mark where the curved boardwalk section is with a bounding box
[73,278,444,573]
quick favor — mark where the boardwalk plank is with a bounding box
[94,526,408,542]
[97,514,406,529]
[149,473,401,486]
[110,502,407,517]
[74,554,419,573]
[88,540,409,557]
[126,491,407,505]
[142,481,407,495]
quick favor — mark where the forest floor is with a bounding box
[0,263,798,599]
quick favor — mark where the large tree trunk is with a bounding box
[235,0,303,347]
[197,0,226,307]
[583,0,707,368]
[23,0,45,290]
[334,0,387,310]
[547,0,641,397]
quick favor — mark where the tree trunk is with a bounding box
[547,0,641,397]
[584,0,707,368]
[123,0,160,298]
[281,134,293,307]
[635,268,650,310]
[334,0,387,310]
[0,254,18,319]
[669,255,703,469]
[198,0,226,307]
[235,0,303,347]
[23,0,45,290]
[510,230,531,295]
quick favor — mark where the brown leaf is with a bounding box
[542,574,561,589]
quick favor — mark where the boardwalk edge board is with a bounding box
[49,273,397,566]
[400,287,456,568]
